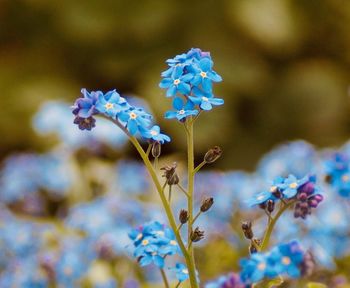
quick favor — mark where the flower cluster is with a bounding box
[240,241,307,285]
[324,152,350,197]
[128,221,180,268]
[72,89,170,143]
[246,174,323,219]
[159,48,223,121]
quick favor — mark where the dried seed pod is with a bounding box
[190,227,204,242]
[179,209,189,224]
[204,146,222,164]
[200,197,214,212]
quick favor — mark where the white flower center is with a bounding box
[170,240,177,246]
[202,97,208,102]
[182,269,189,274]
[257,262,266,271]
[200,71,207,78]
[151,130,158,136]
[173,79,181,85]
[179,109,185,115]
[141,239,149,246]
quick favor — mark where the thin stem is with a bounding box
[128,136,198,288]
[160,268,170,288]
[191,111,202,124]
[146,144,152,157]
[186,117,199,288]
[177,184,190,198]
[193,161,206,174]
[177,223,183,232]
[175,281,181,288]
[192,211,201,225]
[260,200,296,251]
[168,185,172,203]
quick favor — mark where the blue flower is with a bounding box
[173,263,190,282]
[72,88,99,118]
[240,253,267,284]
[159,66,193,97]
[95,90,129,118]
[129,221,181,269]
[191,58,222,92]
[118,108,152,135]
[270,241,304,278]
[140,125,171,144]
[280,175,308,199]
[189,88,224,111]
[164,97,198,121]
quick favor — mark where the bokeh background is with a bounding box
[1,0,350,170]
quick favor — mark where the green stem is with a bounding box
[175,281,181,288]
[146,144,152,157]
[177,184,189,197]
[193,161,206,174]
[186,118,199,288]
[168,185,172,203]
[192,211,201,225]
[128,136,198,288]
[160,268,170,288]
[260,201,296,251]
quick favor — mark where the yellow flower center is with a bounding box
[104,102,114,110]
[257,262,266,271]
[270,185,277,192]
[173,79,181,85]
[282,256,291,265]
[170,240,177,246]
[129,112,137,119]
[202,97,208,102]
[141,239,149,246]
[200,71,207,78]
[182,269,189,274]
[179,109,185,115]
[289,182,298,189]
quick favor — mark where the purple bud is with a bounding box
[308,199,319,208]
[297,192,308,202]
[299,182,315,195]
[313,194,324,203]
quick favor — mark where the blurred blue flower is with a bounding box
[204,272,244,288]
[173,263,190,282]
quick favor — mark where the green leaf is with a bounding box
[253,277,284,288]
[307,283,327,288]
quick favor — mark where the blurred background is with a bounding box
[1,0,350,170]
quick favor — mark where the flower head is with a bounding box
[140,125,171,144]
[95,90,129,118]
[118,108,152,135]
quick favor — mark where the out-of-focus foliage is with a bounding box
[0,0,350,169]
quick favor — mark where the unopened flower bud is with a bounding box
[200,197,214,212]
[190,227,204,242]
[267,200,275,213]
[241,221,254,239]
[179,209,189,224]
[151,142,161,158]
[204,146,222,164]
